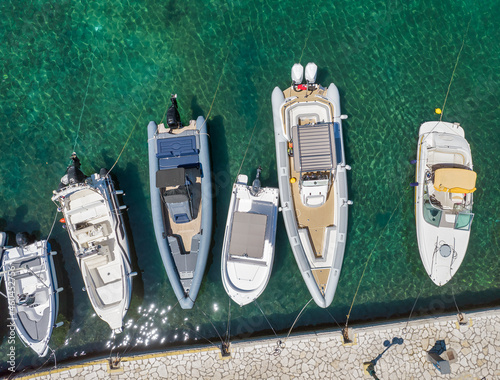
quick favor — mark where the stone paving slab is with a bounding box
[15,308,500,379]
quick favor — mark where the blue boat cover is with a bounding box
[157,136,197,158]
[159,155,199,170]
[157,135,199,169]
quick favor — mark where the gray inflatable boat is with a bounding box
[271,63,352,308]
[148,94,212,309]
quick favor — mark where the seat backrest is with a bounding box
[166,201,192,224]
[163,186,192,223]
[156,135,197,158]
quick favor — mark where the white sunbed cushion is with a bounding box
[97,262,123,284]
[69,204,107,225]
[96,281,123,305]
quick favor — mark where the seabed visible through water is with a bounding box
[0,0,499,376]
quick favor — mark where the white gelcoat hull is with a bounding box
[415,121,474,286]
[272,81,349,308]
[221,175,279,306]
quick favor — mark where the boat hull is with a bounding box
[1,239,59,357]
[52,173,133,332]
[272,82,349,308]
[221,175,279,306]
[148,117,213,309]
[415,121,473,286]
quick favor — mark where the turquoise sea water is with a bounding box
[1,0,499,374]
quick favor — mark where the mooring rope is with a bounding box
[105,101,148,176]
[108,333,117,362]
[7,352,28,380]
[73,47,96,153]
[344,188,408,330]
[118,298,181,358]
[273,297,314,355]
[197,37,234,132]
[285,2,321,99]
[234,115,260,182]
[402,281,425,335]
[198,307,225,345]
[439,17,472,122]
[451,285,464,319]
[183,323,221,350]
[285,297,314,340]
[254,300,279,339]
[297,2,321,65]
[46,208,59,241]
[224,298,231,344]
[25,346,57,377]
[325,308,343,330]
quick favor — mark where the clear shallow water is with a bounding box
[1,0,499,374]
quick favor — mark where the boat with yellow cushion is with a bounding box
[415,121,476,286]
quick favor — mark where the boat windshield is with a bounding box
[301,171,330,187]
[454,212,474,231]
[303,179,329,187]
[423,196,442,227]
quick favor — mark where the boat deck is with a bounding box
[158,120,197,134]
[283,86,336,259]
[165,168,202,252]
[289,156,335,257]
[283,86,330,103]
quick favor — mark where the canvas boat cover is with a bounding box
[229,212,267,259]
[434,168,477,193]
[156,167,185,188]
[156,135,199,169]
[292,123,336,172]
[157,135,197,158]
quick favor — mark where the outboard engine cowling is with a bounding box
[250,166,262,196]
[58,153,87,190]
[16,232,30,248]
[305,62,318,84]
[291,63,304,85]
[166,94,182,129]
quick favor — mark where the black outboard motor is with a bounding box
[250,166,262,196]
[166,94,182,130]
[16,232,31,248]
[58,152,87,190]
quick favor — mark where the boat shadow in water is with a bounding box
[204,114,231,285]
[5,206,41,238]
[190,96,205,121]
[99,155,145,305]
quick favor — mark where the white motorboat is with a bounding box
[51,154,135,333]
[221,168,279,306]
[271,63,351,308]
[415,121,476,286]
[1,232,62,357]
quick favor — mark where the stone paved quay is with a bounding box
[15,308,500,380]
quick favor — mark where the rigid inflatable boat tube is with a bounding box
[148,121,192,308]
[184,116,213,307]
[271,87,328,308]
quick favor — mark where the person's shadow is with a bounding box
[369,336,404,367]
[428,339,446,356]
